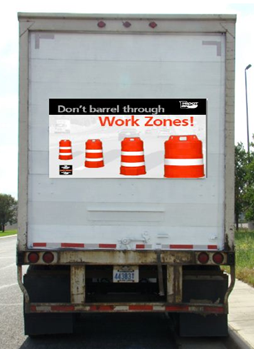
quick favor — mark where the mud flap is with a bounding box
[24,312,74,336]
[179,313,228,337]
[23,266,73,336]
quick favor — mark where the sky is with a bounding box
[0,0,254,199]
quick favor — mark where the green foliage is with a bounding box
[244,140,254,221]
[235,230,254,286]
[0,194,17,233]
[235,139,254,229]
[222,230,254,286]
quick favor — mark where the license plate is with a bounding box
[113,266,139,283]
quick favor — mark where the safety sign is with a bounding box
[49,99,207,178]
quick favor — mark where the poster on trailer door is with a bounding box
[49,98,207,178]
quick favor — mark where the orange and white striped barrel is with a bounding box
[164,135,204,178]
[58,140,73,160]
[120,137,146,176]
[85,139,104,168]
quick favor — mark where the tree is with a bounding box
[235,143,247,230]
[235,139,254,230]
[244,139,254,222]
[0,194,17,232]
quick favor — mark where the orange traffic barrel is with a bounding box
[164,135,204,178]
[85,139,104,168]
[120,137,146,176]
[59,140,73,160]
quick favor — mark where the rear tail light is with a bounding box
[28,252,39,263]
[43,252,54,264]
[97,21,106,28]
[198,252,209,264]
[213,252,224,264]
[149,21,157,28]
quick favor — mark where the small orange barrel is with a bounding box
[164,135,204,178]
[59,140,73,160]
[120,137,146,176]
[85,139,104,168]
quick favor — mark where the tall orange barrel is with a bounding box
[85,139,104,168]
[164,135,204,178]
[59,140,73,160]
[120,137,146,176]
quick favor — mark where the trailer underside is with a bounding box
[17,250,235,336]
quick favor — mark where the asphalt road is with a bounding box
[0,236,230,349]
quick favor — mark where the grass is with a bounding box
[0,229,17,237]
[223,230,254,287]
[234,230,254,287]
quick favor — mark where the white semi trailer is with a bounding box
[17,13,236,337]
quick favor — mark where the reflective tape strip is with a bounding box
[121,162,145,167]
[59,152,72,156]
[30,304,225,313]
[170,244,193,249]
[33,243,47,247]
[59,146,72,150]
[84,244,99,249]
[136,244,145,249]
[165,158,203,166]
[207,245,218,250]
[162,244,218,250]
[114,306,129,311]
[99,244,116,249]
[85,158,104,161]
[153,305,166,311]
[51,305,75,312]
[61,243,85,248]
[121,151,144,156]
[32,243,117,249]
[86,149,103,153]
[129,305,153,311]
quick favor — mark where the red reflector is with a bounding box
[166,305,189,312]
[170,244,193,249]
[213,252,224,264]
[198,252,209,264]
[207,245,217,250]
[33,243,47,247]
[204,306,225,314]
[61,243,84,248]
[136,244,145,249]
[98,305,114,311]
[129,305,153,311]
[42,252,54,264]
[99,244,116,249]
[51,305,75,312]
[28,252,39,263]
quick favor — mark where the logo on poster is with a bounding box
[59,165,73,175]
[179,101,198,109]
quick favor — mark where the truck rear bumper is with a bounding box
[18,252,235,315]
[17,249,235,266]
[29,302,226,314]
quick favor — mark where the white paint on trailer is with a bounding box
[26,23,226,250]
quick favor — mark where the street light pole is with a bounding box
[245,64,252,156]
